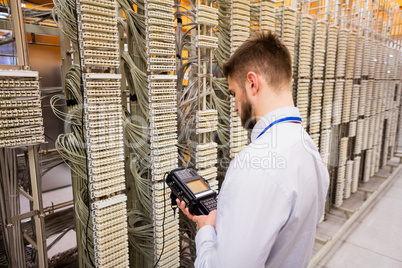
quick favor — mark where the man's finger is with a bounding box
[192,215,199,223]
[175,199,196,220]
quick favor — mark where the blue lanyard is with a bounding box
[256,116,302,140]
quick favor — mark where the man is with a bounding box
[177,30,329,268]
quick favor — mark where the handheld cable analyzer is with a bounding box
[166,167,217,216]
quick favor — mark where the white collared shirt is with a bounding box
[195,107,329,268]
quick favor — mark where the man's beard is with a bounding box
[240,97,256,131]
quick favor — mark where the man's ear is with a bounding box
[246,72,258,96]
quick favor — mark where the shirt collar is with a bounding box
[250,107,301,142]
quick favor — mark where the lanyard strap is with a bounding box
[256,116,302,140]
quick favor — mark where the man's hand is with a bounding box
[176,199,217,230]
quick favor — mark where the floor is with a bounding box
[314,162,402,268]
[20,164,76,259]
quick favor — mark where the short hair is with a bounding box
[222,30,292,90]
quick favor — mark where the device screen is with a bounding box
[186,179,208,194]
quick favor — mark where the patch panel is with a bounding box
[231,35,248,43]
[95,239,129,257]
[150,101,176,108]
[345,32,357,79]
[197,34,218,43]
[93,221,125,239]
[149,65,176,72]
[0,126,44,139]
[0,108,42,118]
[0,80,38,88]
[149,49,176,57]
[0,90,40,98]
[150,151,178,163]
[87,119,121,129]
[83,40,119,50]
[147,10,174,21]
[93,207,127,225]
[334,165,346,207]
[0,99,41,108]
[197,4,218,14]
[156,252,180,268]
[149,107,177,115]
[90,162,125,176]
[150,95,176,102]
[148,26,175,36]
[88,134,123,145]
[343,160,354,199]
[82,32,118,42]
[81,22,118,33]
[0,71,44,148]
[152,164,178,177]
[89,147,124,160]
[154,240,179,255]
[154,224,178,238]
[195,147,217,158]
[80,13,117,25]
[88,96,121,104]
[81,4,116,17]
[150,139,176,150]
[90,169,125,183]
[196,159,218,170]
[233,2,250,10]
[94,228,127,246]
[361,118,370,151]
[197,166,218,177]
[153,218,178,233]
[232,25,250,33]
[150,133,177,143]
[148,58,175,65]
[94,239,127,257]
[363,149,373,182]
[91,183,126,198]
[147,3,173,13]
[86,104,121,113]
[146,0,172,5]
[198,16,218,26]
[0,136,45,147]
[150,82,176,89]
[197,41,218,49]
[0,118,43,128]
[150,114,177,123]
[367,116,376,148]
[203,172,218,182]
[154,230,179,245]
[91,155,124,167]
[86,88,121,96]
[342,80,353,123]
[148,18,175,27]
[81,0,116,8]
[83,58,119,67]
[150,127,177,137]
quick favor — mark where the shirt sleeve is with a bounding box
[194,165,292,268]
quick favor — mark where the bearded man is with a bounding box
[177,30,329,268]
